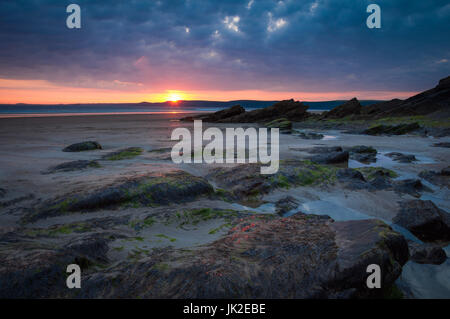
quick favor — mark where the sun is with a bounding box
[166,92,184,102]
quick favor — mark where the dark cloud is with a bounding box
[0,0,449,93]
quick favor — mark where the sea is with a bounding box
[0,100,381,118]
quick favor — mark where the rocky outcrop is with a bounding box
[419,167,450,188]
[433,142,450,148]
[43,160,100,174]
[23,171,214,222]
[62,141,102,152]
[344,145,377,163]
[320,98,362,119]
[407,241,447,265]
[180,105,245,122]
[386,152,416,163]
[275,196,300,215]
[179,100,308,123]
[294,131,324,139]
[393,200,450,242]
[0,214,408,298]
[361,76,450,118]
[363,123,421,135]
[219,99,308,123]
[265,118,292,134]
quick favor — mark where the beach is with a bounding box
[0,112,449,298]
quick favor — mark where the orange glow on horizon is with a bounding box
[0,78,419,104]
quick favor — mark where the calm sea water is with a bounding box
[0,101,379,118]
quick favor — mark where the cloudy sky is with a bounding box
[0,0,449,103]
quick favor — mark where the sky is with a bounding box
[0,0,449,104]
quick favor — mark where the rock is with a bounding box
[361,76,450,118]
[393,200,450,242]
[265,118,292,134]
[275,196,300,215]
[385,152,416,163]
[294,131,324,139]
[304,146,343,154]
[0,233,112,298]
[31,215,407,299]
[336,169,367,189]
[207,160,337,199]
[433,142,450,148]
[320,98,362,119]
[407,241,447,265]
[0,188,5,198]
[308,151,349,164]
[62,141,102,152]
[102,147,143,160]
[43,160,100,174]
[344,145,377,163]
[218,99,309,123]
[419,167,450,188]
[180,105,245,122]
[23,170,214,222]
[363,123,421,135]
[392,179,430,197]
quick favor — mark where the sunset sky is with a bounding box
[0,0,449,104]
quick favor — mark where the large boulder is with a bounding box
[62,141,102,152]
[393,200,450,242]
[320,98,362,119]
[6,214,406,298]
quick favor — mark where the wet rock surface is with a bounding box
[275,196,300,215]
[407,241,447,265]
[0,214,408,298]
[62,141,102,152]
[363,123,421,136]
[344,145,377,163]
[385,152,416,163]
[294,131,324,139]
[43,160,101,174]
[23,171,214,222]
[393,200,450,242]
[419,167,450,188]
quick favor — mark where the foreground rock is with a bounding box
[385,152,416,163]
[407,241,447,265]
[419,167,450,188]
[23,170,214,222]
[43,160,100,174]
[0,214,408,298]
[344,145,377,163]
[363,123,421,135]
[393,200,450,242]
[62,141,102,152]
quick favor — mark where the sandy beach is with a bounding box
[0,112,449,298]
